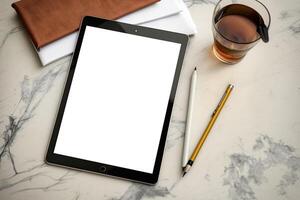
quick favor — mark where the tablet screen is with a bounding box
[54,26,181,174]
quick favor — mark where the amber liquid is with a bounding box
[213,4,263,63]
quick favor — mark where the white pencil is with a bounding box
[182,67,197,168]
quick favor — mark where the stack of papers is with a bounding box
[38,0,197,66]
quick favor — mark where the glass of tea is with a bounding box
[212,0,271,64]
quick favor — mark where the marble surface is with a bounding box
[1,0,300,199]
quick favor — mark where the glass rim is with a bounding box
[212,0,271,45]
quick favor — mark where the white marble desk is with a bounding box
[1,0,300,199]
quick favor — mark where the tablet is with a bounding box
[46,16,188,184]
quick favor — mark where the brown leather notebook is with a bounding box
[12,0,159,49]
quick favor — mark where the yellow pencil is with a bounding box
[182,84,234,177]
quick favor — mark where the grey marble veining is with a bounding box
[112,184,171,200]
[0,163,76,193]
[289,19,300,34]
[224,135,300,200]
[0,61,72,200]
[184,0,218,7]
[165,119,185,150]
[279,9,300,20]
[13,171,74,193]
[277,8,300,35]
[0,62,68,176]
[0,59,70,198]
[0,26,24,50]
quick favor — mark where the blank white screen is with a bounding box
[54,26,181,173]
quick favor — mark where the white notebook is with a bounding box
[37,0,196,66]
[142,0,197,35]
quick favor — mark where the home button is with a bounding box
[99,166,106,173]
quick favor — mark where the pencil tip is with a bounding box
[194,67,197,71]
[182,172,186,177]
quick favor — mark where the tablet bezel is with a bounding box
[46,16,188,184]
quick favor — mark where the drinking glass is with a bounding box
[212,0,271,64]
